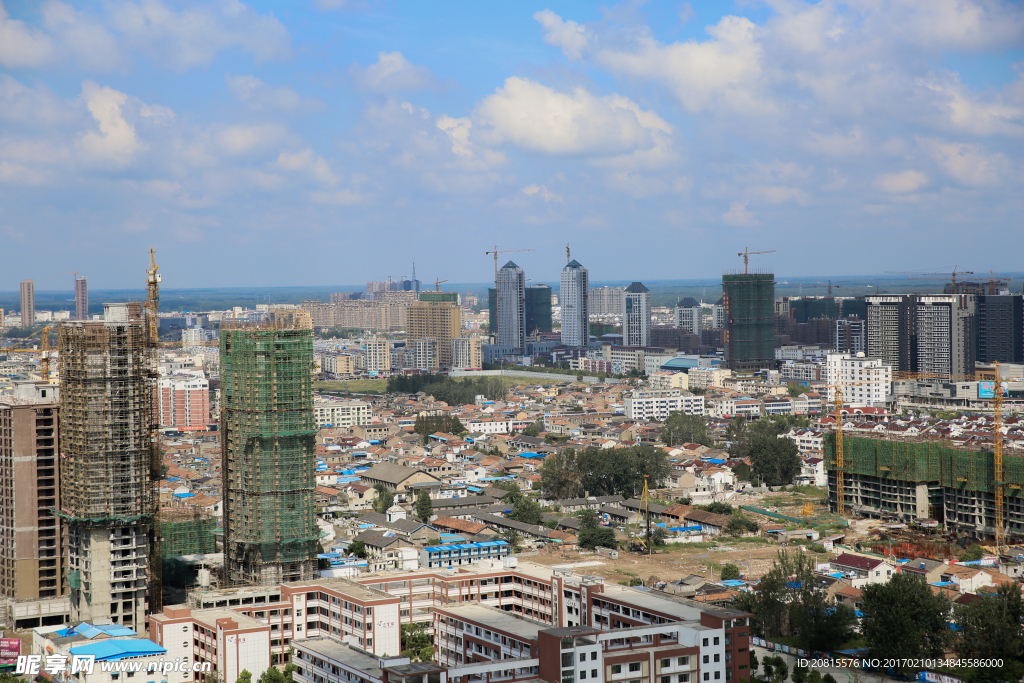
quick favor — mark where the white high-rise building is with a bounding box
[362,338,390,374]
[412,338,437,370]
[622,282,651,348]
[496,261,526,350]
[710,303,726,329]
[674,297,701,335]
[825,352,892,407]
[589,286,625,315]
[560,259,589,348]
[451,336,483,370]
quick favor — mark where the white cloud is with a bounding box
[876,170,928,194]
[926,140,1005,187]
[41,1,122,71]
[109,0,290,70]
[0,75,74,127]
[78,81,141,165]
[226,74,324,112]
[216,123,292,156]
[472,77,672,156]
[522,184,562,202]
[534,9,587,60]
[0,1,54,68]
[275,148,337,185]
[721,200,758,226]
[349,52,438,92]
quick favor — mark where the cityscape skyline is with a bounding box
[1,1,1022,287]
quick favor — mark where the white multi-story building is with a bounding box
[710,304,726,329]
[779,361,823,382]
[622,283,652,348]
[686,366,731,390]
[451,336,483,370]
[825,352,892,407]
[313,399,371,428]
[361,338,390,374]
[648,371,689,391]
[624,389,705,420]
[674,297,701,335]
[319,352,355,376]
[158,373,211,429]
[182,327,215,345]
[560,259,589,348]
[412,337,437,370]
[589,286,625,315]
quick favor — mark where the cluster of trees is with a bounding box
[726,415,805,486]
[412,414,466,436]
[733,551,857,653]
[735,553,1024,682]
[372,483,395,513]
[399,622,434,662]
[415,490,433,522]
[538,445,671,499]
[386,373,506,404]
[660,411,714,447]
[577,510,617,550]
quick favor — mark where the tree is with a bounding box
[748,651,758,674]
[237,671,252,683]
[822,674,837,683]
[960,544,985,562]
[348,540,367,558]
[501,529,522,553]
[699,502,734,516]
[577,510,617,550]
[414,490,433,523]
[538,451,582,499]
[725,514,759,536]
[792,662,809,683]
[521,420,544,437]
[651,526,668,546]
[720,563,741,580]
[806,670,822,683]
[401,622,434,662]
[507,497,543,526]
[749,435,801,487]
[660,411,712,447]
[258,668,285,683]
[373,484,395,513]
[861,572,953,677]
[761,656,788,683]
[954,582,1024,683]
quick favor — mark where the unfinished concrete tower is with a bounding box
[220,322,318,585]
[58,302,152,627]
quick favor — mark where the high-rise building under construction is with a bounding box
[220,322,318,585]
[723,272,775,372]
[58,302,152,627]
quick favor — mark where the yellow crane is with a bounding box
[145,249,163,613]
[485,246,536,281]
[629,476,653,555]
[993,362,1005,551]
[433,279,448,292]
[2,326,53,382]
[884,266,974,291]
[736,247,775,274]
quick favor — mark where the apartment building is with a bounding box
[320,352,356,377]
[158,373,211,429]
[20,280,34,326]
[835,318,866,354]
[313,399,371,429]
[149,605,271,683]
[825,352,892,407]
[625,390,705,420]
[648,372,689,391]
[623,283,652,348]
[452,336,483,370]
[361,339,390,374]
[0,382,67,629]
[407,294,462,369]
[411,338,438,371]
[779,361,822,383]
[685,367,731,391]
[589,287,625,316]
[561,260,590,348]
[865,295,975,377]
[674,298,702,335]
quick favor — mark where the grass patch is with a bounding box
[727,537,774,545]
[316,379,388,394]
[788,485,827,497]
[670,542,720,550]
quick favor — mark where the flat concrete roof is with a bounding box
[439,604,547,640]
[294,638,388,673]
[598,585,749,622]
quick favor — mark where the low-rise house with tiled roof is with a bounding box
[683,510,730,536]
[830,553,896,586]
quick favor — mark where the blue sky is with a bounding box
[1,0,1022,289]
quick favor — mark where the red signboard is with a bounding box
[0,638,21,665]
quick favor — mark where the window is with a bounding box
[629,663,641,673]
[714,674,720,680]
[714,655,720,663]
[612,665,622,674]
[678,676,689,683]
[592,671,597,678]
[702,639,709,647]
[591,653,598,661]
[662,660,671,668]
[662,678,670,683]
[580,672,587,680]
[563,654,574,668]
[713,637,719,646]
[704,675,709,681]
[580,654,587,664]
[703,656,709,664]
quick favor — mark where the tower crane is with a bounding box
[629,476,653,555]
[485,246,536,281]
[884,267,974,290]
[433,279,448,292]
[145,248,163,613]
[1,326,53,382]
[993,362,1006,551]
[736,247,775,274]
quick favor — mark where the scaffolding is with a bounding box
[57,305,154,523]
[722,272,775,371]
[220,323,318,585]
[160,508,217,557]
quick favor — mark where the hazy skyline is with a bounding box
[1,0,1022,289]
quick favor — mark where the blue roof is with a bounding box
[423,540,509,552]
[721,580,746,587]
[705,458,726,464]
[661,358,700,369]
[517,452,546,459]
[70,639,166,661]
[172,492,195,498]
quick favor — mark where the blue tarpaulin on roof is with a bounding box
[70,639,165,661]
[517,452,546,458]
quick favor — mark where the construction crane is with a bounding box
[987,270,1012,295]
[433,279,448,292]
[485,246,536,281]
[629,476,653,555]
[1,326,53,382]
[736,247,775,274]
[822,377,889,516]
[145,249,163,614]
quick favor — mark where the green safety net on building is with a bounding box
[825,434,1024,497]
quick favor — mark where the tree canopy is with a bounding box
[749,434,802,487]
[506,497,544,526]
[372,484,395,513]
[414,490,433,523]
[861,572,953,677]
[954,583,1024,683]
[576,510,617,550]
[660,411,713,447]
[387,373,506,404]
[413,414,465,436]
[539,445,671,499]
